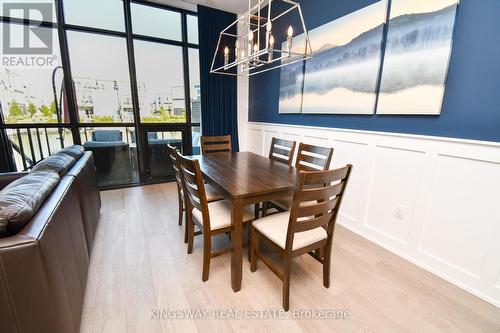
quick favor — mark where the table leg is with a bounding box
[231,198,244,292]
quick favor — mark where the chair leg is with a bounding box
[184,210,188,244]
[323,245,331,288]
[187,210,194,254]
[202,235,211,282]
[247,222,252,262]
[262,202,269,217]
[254,203,260,219]
[178,195,183,226]
[250,227,258,272]
[282,256,291,311]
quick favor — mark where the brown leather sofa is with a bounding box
[0,148,101,333]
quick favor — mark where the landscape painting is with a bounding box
[377,0,459,115]
[301,1,387,114]
[278,34,307,114]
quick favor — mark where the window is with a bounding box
[188,48,201,124]
[131,3,181,41]
[0,24,64,124]
[1,2,200,188]
[187,14,198,44]
[63,0,125,31]
[133,41,186,123]
[66,32,133,123]
[191,126,201,155]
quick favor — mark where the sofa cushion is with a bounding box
[58,145,85,159]
[0,171,60,237]
[32,154,76,176]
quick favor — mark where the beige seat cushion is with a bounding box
[192,200,254,231]
[253,212,327,251]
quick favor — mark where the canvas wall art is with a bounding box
[278,34,307,114]
[301,1,387,114]
[377,0,459,115]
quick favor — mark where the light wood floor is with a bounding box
[80,182,500,333]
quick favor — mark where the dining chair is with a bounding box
[178,153,255,282]
[254,137,297,218]
[263,142,334,215]
[200,135,232,154]
[167,144,224,243]
[250,164,352,310]
[268,137,297,165]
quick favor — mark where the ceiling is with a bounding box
[155,0,249,14]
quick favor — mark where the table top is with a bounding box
[187,152,298,199]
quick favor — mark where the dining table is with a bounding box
[187,151,298,292]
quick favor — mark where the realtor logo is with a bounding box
[2,3,53,55]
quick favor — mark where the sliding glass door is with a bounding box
[0,0,200,188]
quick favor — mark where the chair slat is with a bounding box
[273,138,295,148]
[297,182,343,202]
[296,197,339,218]
[294,215,331,233]
[201,135,232,154]
[300,143,332,156]
[303,166,350,185]
[272,147,292,158]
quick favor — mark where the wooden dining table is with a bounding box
[187,151,298,292]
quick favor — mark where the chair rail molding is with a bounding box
[245,121,500,308]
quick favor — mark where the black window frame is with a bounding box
[0,0,200,189]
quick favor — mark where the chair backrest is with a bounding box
[167,143,182,190]
[268,137,296,165]
[92,130,122,142]
[177,154,211,231]
[286,165,352,251]
[201,135,232,154]
[295,142,333,172]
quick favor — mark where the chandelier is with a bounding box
[210,0,312,77]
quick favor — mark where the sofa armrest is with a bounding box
[0,172,29,190]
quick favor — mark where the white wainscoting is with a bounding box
[245,121,500,308]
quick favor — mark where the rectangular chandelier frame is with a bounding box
[210,0,312,77]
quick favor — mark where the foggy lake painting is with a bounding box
[301,1,386,114]
[278,34,307,114]
[377,0,458,115]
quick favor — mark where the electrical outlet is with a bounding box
[394,204,406,220]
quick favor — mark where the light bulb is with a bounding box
[253,43,259,53]
[287,25,294,37]
[269,35,275,47]
[224,46,229,56]
[248,31,254,41]
[266,22,272,32]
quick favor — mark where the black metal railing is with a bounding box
[6,126,70,171]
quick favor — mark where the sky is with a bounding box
[389,0,458,18]
[308,1,387,51]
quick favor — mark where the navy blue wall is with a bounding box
[248,0,500,142]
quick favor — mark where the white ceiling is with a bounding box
[154,0,249,14]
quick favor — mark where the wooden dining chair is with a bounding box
[254,137,298,218]
[250,164,352,310]
[167,144,224,243]
[263,142,334,215]
[201,135,232,154]
[178,153,255,282]
[268,137,297,165]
